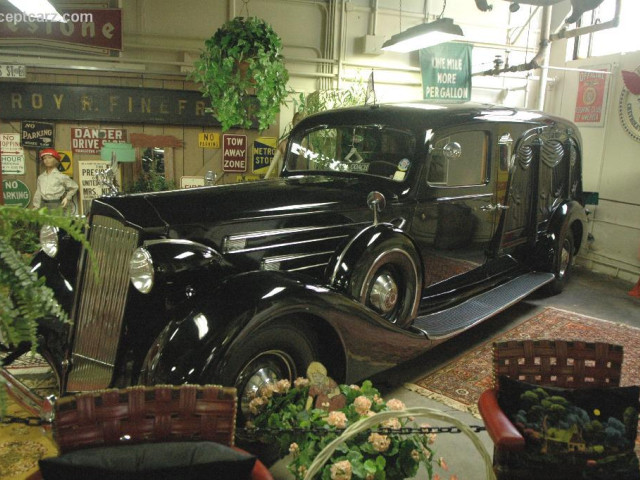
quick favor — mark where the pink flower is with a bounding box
[382,417,401,430]
[449,476,458,480]
[433,475,441,480]
[373,394,384,405]
[289,442,299,455]
[354,395,372,415]
[411,449,421,462]
[368,432,391,452]
[294,377,309,388]
[438,457,448,471]
[259,384,274,398]
[386,398,405,411]
[330,460,352,480]
[275,379,291,393]
[327,411,348,429]
[349,384,361,391]
[248,396,266,415]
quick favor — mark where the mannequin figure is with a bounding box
[32,148,78,210]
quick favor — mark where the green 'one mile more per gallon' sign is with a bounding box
[420,42,472,102]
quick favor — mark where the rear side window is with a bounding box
[427,130,489,187]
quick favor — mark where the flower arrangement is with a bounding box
[245,362,456,480]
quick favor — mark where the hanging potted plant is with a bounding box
[191,16,289,131]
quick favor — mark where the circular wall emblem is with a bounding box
[618,67,640,143]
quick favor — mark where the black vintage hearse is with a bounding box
[3,102,587,416]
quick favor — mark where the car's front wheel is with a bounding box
[221,322,317,421]
[349,239,421,328]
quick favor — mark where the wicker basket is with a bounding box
[303,407,496,480]
[52,384,237,453]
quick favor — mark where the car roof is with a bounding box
[294,101,564,133]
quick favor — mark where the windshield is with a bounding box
[285,125,416,182]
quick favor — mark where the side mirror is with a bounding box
[367,191,386,225]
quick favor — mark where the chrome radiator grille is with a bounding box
[66,215,139,391]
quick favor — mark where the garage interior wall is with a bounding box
[0,0,638,282]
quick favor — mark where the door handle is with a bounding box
[480,203,509,212]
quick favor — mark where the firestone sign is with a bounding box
[0,8,122,52]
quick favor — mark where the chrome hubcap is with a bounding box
[237,351,294,417]
[369,272,399,314]
[558,241,571,278]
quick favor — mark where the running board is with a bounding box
[412,272,554,340]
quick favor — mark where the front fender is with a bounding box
[141,271,328,386]
[30,250,75,314]
[140,270,431,387]
[326,223,422,291]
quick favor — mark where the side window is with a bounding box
[427,130,489,187]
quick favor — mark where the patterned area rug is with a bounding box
[1,353,59,479]
[0,392,58,479]
[405,307,640,416]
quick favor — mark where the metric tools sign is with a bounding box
[71,127,127,154]
[21,121,55,148]
[1,133,25,175]
[222,134,247,172]
[420,42,472,102]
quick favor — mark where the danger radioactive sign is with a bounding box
[57,150,73,177]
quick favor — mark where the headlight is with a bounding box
[40,225,59,258]
[129,247,154,293]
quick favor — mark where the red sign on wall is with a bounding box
[71,127,127,154]
[222,134,247,172]
[574,67,610,127]
[0,8,122,52]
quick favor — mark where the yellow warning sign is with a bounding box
[57,150,73,177]
[198,132,220,148]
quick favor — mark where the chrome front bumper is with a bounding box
[1,366,55,421]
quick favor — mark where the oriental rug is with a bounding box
[405,307,640,417]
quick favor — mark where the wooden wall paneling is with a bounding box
[182,126,205,179]
[163,125,185,181]
[142,79,163,89]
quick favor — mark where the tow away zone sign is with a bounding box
[222,134,247,172]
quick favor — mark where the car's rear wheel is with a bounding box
[221,322,317,421]
[349,239,421,328]
[546,229,575,295]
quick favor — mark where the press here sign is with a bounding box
[420,42,472,102]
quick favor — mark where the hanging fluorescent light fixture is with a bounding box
[7,0,66,22]
[381,17,464,53]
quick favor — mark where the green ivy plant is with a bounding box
[0,207,90,352]
[191,16,290,131]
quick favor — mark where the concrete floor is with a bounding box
[268,266,640,479]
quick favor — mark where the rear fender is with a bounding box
[535,200,587,269]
